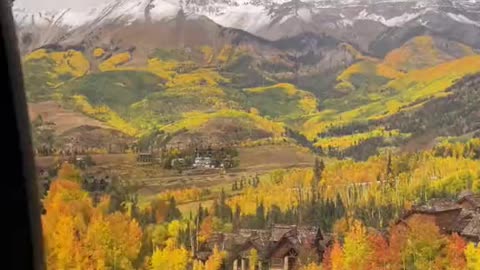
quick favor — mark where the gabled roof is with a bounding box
[201,224,326,262]
[298,226,323,242]
[271,224,297,242]
[458,192,480,209]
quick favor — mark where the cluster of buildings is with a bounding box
[197,225,330,270]
[197,192,479,270]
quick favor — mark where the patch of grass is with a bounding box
[63,70,165,113]
[23,49,90,102]
[244,83,319,120]
[160,110,285,137]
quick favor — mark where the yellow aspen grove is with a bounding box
[204,246,225,270]
[465,244,480,270]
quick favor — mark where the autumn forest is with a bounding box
[14,0,480,269]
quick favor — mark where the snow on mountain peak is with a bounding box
[13,0,480,40]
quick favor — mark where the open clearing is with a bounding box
[28,101,109,134]
[36,145,316,195]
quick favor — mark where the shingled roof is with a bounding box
[458,192,480,210]
[460,214,480,242]
[452,209,475,233]
[272,225,297,242]
[413,199,461,213]
[201,224,326,262]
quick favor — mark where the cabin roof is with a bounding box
[272,225,297,242]
[452,209,475,233]
[460,213,480,240]
[202,224,325,261]
[458,192,480,209]
[413,199,461,213]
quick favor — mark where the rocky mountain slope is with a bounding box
[14,0,480,54]
[14,0,480,159]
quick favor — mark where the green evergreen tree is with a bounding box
[166,197,182,222]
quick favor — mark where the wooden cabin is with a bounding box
[200,225,329,270]
[397,194,480,244]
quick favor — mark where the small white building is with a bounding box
[193,156,215,169]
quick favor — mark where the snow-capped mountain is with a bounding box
[13,0,480,55]
[14,0,480,29]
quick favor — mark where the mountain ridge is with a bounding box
[14,0,480,55]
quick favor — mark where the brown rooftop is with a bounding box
[271,224,297,242]
[460,214,480,241]
[458,192,480,209]
[413,199,461,213]
[399,194,480,243]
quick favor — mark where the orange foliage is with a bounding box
[329,241,344,270]
[199,216,214,243]
[446,234,468,270]
[367,233,390,269]
[384,36,476,71]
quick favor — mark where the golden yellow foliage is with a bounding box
[335,81,355,92]
[384,36,438,70]
[387,55,480,92]
[50,50,90,77]
[161,110,285,137]
[337,60,403,85]
[384,36,476,72]
[229,169,313,214]
[306,55,480,139]
[229,152,480,219]
[193,260,206,270]
[72,95,138,136]
[247,83,299,96]
[343,220,372,270]
[25,49,90,79]
[249,249,258,270]
[204,246,226,270]
[146,57,178,80]
[337,61,368,82]
[151,242,190,270]
[93,48,105,58]
[99,52,132,71]
[465,243,480,270]
[24,49,49,61]
[314,128,406,150]
[166,69,229,88]
[84,213,143,269]
[158,188,202,204]
[57,162,82,183]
